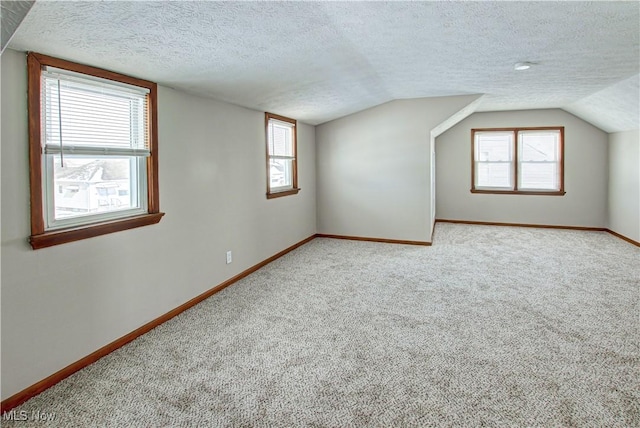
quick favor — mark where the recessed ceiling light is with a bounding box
[514,62,534,71]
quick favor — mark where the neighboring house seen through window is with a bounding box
[471,127,565,195]
[265,112,299,198]
[27,53,164,249]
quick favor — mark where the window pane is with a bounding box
[519,131,559,161]
[520,162,559,190]
[51,156,142,221]
[269,159,293,190]
[475,132,513,161]
[474,132,514,189]
[268,122,293,157]
[518,130,560,190]
[477,162,513,188]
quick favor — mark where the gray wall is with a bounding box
[316,95,479,242]
[607,129,640,241]
[1,49,316,399]
[435,109,609,227]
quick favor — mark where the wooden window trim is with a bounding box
[265,112,300,198]
[266,188,301,199]
[470,126,565,195]
[27,52,164,249]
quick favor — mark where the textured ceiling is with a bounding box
[7,1,640,129]
[564,74,640,133]
[0,0,34,53]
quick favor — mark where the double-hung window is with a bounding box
[265,112,299,198]
[28,53,164,249]
[471,127,564,195]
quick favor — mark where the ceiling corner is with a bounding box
[563,74,640,133]
[431,95,485,138]
[1,0,34,54]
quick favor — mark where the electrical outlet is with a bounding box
[226,251,232,264]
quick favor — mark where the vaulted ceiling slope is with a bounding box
[564,73,640,133]
[6,1,640,131]
[0,0,34,52]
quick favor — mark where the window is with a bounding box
[28,52,164,249]
[265,112,299,198]
[471,127,564,195]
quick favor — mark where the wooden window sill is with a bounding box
[471,189,566,196]
[29,212,165,249]
[266,188,300,199]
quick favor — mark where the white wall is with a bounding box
[316,95,479,242]
[607,129,640,242]
[435,109,608,227]
[0,49,316,400]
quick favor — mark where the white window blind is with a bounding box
[268,119,294,157]
[41,66,150,157]
[474,131,514,189]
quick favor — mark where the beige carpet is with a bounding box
[3,224,639,427]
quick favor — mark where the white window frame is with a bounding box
[43,156,148,231]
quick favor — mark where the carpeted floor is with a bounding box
[3,224,639,427]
